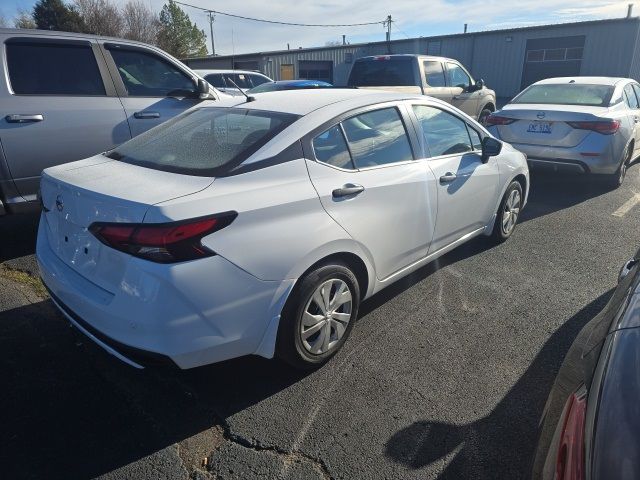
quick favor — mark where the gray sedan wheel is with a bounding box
[606,143,633,189]
[277,262,360,369]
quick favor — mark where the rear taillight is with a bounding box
[555,387,588,480]
[567,120,620,135]
[89,212,237,263]
[484,115,516,126]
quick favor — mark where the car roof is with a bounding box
[218,88,423,116]
[532,76,632,86]
[194,69,269,76]
[355,54,455,63]
[0,27,155,48]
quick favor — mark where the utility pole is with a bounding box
[385,15,392,53]
[207,11,215,56]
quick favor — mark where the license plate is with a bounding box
[527,122,553,134]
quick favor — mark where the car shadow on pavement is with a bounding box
[0,212,39,268]
[520,172,613,224]
[383,287,614,479]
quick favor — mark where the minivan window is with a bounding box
[341,108,413,167]
[109,48,196,97]
[512,84,614,107]
[413,105,473,157]
[423,61,446,87]
[446,63,471,89]
[348,57,415,87]
[249,74,270,87]
[106,108,299,176]
[313,126,355,170]
[6,43,105,96]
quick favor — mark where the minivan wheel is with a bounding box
[492,180,523,242]
[277,263,360,369]
[605,143,632,189]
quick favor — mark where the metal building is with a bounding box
[183,16,640,100]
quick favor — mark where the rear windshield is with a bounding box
[106,108,299,176]
[512,84,615,107]
[348,57,415,87]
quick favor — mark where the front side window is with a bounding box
[624,84,639,109]
[423,61,446,87]
[312,126,354,170]
[106,108,298,176]
[413,105,473,157]
[204,73,226,89]
[341,108,413,168]
[446,63,471,89]
[6,42,105,95]
[109,48,196,97]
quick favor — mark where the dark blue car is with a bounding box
[247,80,332,94]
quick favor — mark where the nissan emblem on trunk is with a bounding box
[56,195,64,212]
[537,112,546,119]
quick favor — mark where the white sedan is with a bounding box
[37,90,529,369]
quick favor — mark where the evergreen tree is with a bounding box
[157,0,207,58]
[33,0,86,32]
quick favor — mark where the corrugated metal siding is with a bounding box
[185,18,640,98]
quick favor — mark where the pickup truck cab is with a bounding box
[347,54,496,122]
[0,28,223,215]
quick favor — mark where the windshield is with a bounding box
[106,108,299,176]
[512,84,615,107]
[348,57,415,87]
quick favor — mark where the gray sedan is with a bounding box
[486,77,640,187]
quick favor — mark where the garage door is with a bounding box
[521,36,585,91]
[298,60,333,83]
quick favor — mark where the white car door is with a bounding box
[101,43,204,137]
[411,104,500,253]
[305,105,437,280]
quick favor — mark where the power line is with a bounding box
[174,1,385,27]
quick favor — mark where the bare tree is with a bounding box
[73,0,123,36]
[0,13,7,27]
[14,9,37,29]
[122,0,159,45]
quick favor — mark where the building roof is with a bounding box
[184,16,639,61]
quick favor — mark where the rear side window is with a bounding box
[313,126,354,170]
[342,108,413,167]
[624,84,639,109]
[109,48,196,97]
[347,57,416,87]
[423,61,446,87]
[204,73,226,89]
[413,105,473,157]
[6,42,105,95]
[106,108,298,176]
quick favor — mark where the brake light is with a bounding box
[567,120,620,135]
[555,388,587,480]
[484,115,516,126]
[89,212,237,263]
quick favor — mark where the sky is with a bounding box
[1,0,637,55]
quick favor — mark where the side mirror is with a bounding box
[481,136,502,163]
[475,78,485,90]
[196,78,215,99]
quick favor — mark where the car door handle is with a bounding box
[332,184,365,198]
[6,114,44,123]
[440,172,457,183]
[134,111,160,119]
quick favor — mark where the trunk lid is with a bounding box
[40,155,214,287]
[495,104,611,147]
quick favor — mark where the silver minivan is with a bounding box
[347,54,497,122]
[0,28,221,215]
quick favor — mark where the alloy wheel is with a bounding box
[300,279,353,355]
[502,188,521,235]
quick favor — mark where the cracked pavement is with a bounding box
[2,169,640,479]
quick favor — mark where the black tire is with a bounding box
[276,262,360,369]
[492,180,523,242]
[479,107,493,125]
[604,143,632,189]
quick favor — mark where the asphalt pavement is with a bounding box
[2,167,639,480]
